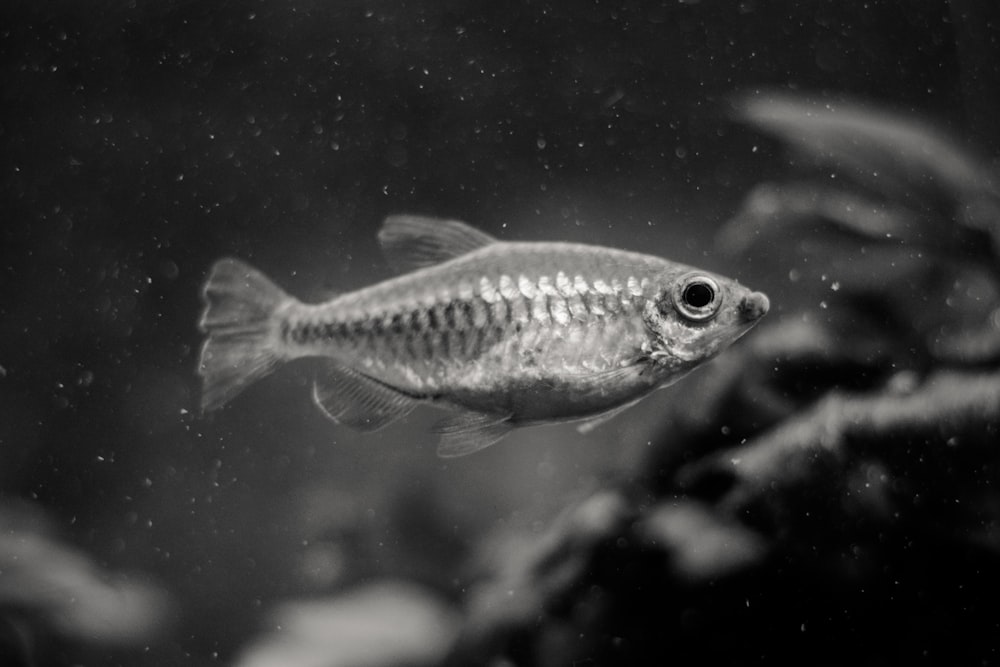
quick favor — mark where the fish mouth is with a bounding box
[739,291,770,322]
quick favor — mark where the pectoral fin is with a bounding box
[433,411,514,458]
[312,361,423,432]
[378,215,498,272]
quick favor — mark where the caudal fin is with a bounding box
[198,258,290,412]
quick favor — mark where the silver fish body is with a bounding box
[198,216,769,456]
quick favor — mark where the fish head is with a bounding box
[642,268,769,371]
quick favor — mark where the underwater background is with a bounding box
[3,1,999,666]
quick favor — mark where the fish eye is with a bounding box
[684,282,714,308]
[673,273,721,322]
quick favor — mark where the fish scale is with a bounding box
[198,215,769,456]
[285,275,630,393]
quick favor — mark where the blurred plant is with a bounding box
[721,93,1000,363]
[0,502,171,667]
[234,581,458,667]
[435,94,1000,666]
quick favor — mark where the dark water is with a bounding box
[2,2,997,665]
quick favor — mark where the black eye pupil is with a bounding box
[683,282,714,308]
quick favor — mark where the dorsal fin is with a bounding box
[378,215,498,273]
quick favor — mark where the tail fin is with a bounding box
[198,258,290,412]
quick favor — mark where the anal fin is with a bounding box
[433,411,514,458]
[312,361,423,432]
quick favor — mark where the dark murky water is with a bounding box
[3,2,997,666]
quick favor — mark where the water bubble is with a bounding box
[77,370,94,387]
[159,259,180,280]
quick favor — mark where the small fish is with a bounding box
[198,216,769,457]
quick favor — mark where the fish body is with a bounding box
[198,216,769,456]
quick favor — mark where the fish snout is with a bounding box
[739,291,770,322]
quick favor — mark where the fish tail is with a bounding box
[197,258,291,412]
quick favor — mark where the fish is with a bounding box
[197,215,769,457]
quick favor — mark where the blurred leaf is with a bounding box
[235,581,459,667]
[740,93,998,207]
[726,93,1000,268]
[718,182,921,254]
[635,501,767,581]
